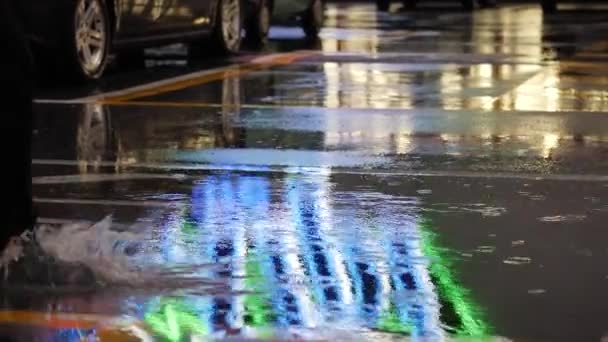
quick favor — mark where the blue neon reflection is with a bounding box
[147,171,445,336]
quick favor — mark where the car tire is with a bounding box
[541,0,557,12]
[207,0,243,55]
[302,0,324,38]
[245,0,271,47]
[57,0,111,82]
[462,0,475,10]
[376,0,390,11]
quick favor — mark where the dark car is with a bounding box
[376,0,496,11]
[20,0,297,81]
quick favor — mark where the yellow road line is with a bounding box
[0,310,148,341]
[105,51,313,102]
[0,311,117,328]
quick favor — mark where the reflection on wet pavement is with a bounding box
[10,2,608,341]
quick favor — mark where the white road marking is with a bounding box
[33,197,184,207]
[34,98,91,104]
[36,218,141,231]
[33,173,188,184]
[37,217,92,225]
[33,159,608,182]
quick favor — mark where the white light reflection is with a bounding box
[542,133,559,159]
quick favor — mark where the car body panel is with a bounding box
[113,0,213,40]
[271,0,312,23]
[21,0,224,51]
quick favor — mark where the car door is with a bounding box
[114,0,212,40]
[188,0,217,30]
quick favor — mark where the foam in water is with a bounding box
[1,216,226,290]
[0,236,25,280]
[34,215,145,285]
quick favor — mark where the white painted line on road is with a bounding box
[34,98,91,104]
[33,197,184,207]
[33,159,608,182]
[33,158,261,171]
[33,173,188,184]
[37,217,92,225]
[36,218,140,231]
[361,170,608,182]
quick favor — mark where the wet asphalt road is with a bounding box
[5,1,608,341]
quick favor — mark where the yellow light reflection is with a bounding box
[193,17,209,25]
[542,133,559,158]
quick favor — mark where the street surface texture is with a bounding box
[5,1,608,341]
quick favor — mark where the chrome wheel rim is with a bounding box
[221,0,241,51]
[75,0,106,73]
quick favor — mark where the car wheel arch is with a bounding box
[209,0,222,27]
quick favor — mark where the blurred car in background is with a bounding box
[245,0,324,45]
[275,0,324,37]
[376,0,496,11]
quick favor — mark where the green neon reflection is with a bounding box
[143,183,489,338]
[377,304,413,334]
[145,299,207,342]
[419,218,491,336]
[244,251,274,329]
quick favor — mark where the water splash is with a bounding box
[538,215,587,223]
[35,215,143,284]
[475,246,497,254]
[430,203,507,217]
[527,289,546,295]
[1,216,227,290]
[503,257,532,266]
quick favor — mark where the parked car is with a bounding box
[376,0,495,11]
[22,0,248,81]
[21,0,322,82]
[275,0,324,36]
[245,0,324,46]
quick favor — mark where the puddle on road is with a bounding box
[23,1,608,340]
[2,173,497,341]
[6,172,608,341]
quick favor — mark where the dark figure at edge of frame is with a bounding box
[0,2,100,293]
[0,0,35,251]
